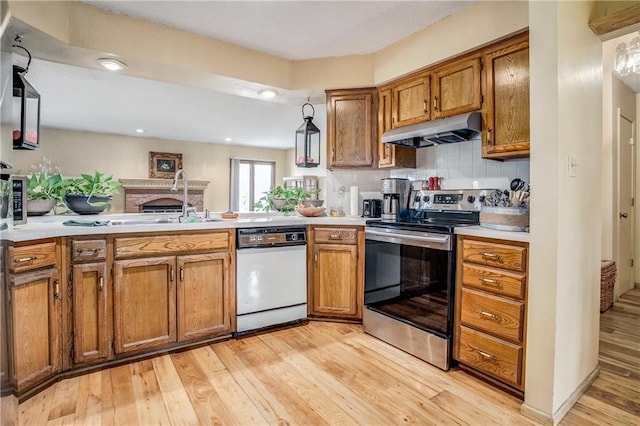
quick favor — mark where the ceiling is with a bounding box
[23,1,476,149]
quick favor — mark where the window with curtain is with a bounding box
[230,158,275,212]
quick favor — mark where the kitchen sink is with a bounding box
[107,216,221,225]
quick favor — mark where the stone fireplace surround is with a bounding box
[119,178,209,213]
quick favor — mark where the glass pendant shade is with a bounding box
[295,103,320,168]
[613,32,640,77]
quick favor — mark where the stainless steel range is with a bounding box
[363,188,492,370]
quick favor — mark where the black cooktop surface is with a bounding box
[367,210,480,234]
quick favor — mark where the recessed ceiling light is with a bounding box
[225,137,232,142]
[136,128,145,134]
[258,89,278,99]
[97,58,127,71]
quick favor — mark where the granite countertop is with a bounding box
[2,212,369,242]
[454,225,530,243]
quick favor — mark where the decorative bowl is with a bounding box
[65,195,111,215]
[303,199,324,207]
[272,198,296,211]
[297,206,326,217]
[27,199,57,216]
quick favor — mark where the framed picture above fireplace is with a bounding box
[149,151,183,179]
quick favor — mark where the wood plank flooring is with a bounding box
[17,288,640,425]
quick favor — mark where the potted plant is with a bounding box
[62,171,121,215]
[25,172,65,216]
[0,179,10,219]
[254,185,310,213]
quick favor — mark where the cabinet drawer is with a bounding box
[462,263,526,299]
[313,228,358,245]
[115,232,229,258]
[460,288,524,343]
[72,239,107,262]
[462,239,526,272]
[9,242,57,272]
[458,326,523,389]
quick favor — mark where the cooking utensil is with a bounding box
[510,178,525,191]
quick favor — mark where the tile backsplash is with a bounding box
[389,137,530,190]
[322,137,530,216]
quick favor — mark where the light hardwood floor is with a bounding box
[17,289,640,425]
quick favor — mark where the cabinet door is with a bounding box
[483,38,530,158]
[378,88,416,169]
[327,88,376,169]
[311,244,360,319]
[8,267,61,392]
[113,257,176,354]
[432,57,482,119]
[392,74,430,127]
[72,262,109,365]
[177,252,232,341]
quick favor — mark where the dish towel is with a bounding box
[63,220,110,227]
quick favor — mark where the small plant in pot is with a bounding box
[0,179,10,219]
[254,185,310,213]
[62,172,121,215]
[25,172,65,216]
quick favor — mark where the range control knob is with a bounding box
[467,195,476,203]
[415,195,421,202]
[290,234,298,241]
[479,195,486,203]
[423,195,430,203]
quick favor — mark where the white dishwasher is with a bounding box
[236,226,307,334]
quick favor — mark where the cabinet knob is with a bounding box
[53,279,60,300]
[433,97,438,111]
[99,274,104,292]
[486,128,493,145]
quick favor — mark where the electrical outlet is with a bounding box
[337,186,345,198]
[568,154,577,177]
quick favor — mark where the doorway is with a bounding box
[616,110,636,296]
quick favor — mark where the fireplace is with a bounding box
[119,178,209,213]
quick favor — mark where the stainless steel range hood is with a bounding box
[381,111,481,148]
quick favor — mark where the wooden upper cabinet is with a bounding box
[113,256,177,354]
[377,88,416,169]
[391,74,430,127]
[326,88,377,169]
[177,252,232,342]
[432,56,482,119]
[9,267,61,392]
[482,35,530,159]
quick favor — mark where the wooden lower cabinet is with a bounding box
[454,235,528,394]
[72,262,109,364]
[177,252,232,341]
[8,267,61,393]
[113,256,177,354]
[308,226,364,320]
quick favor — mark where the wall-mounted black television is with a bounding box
[13,65,40,150]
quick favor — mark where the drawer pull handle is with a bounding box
[15,256,37,263]
[329,234,341,240]
[477,310,499,321]
[475,349,497,361]
[99,274,104,292]
[76,248,99,256]
[479,252,501,260]
[478,277,501,286]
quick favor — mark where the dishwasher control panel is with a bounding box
[237,226,306,248]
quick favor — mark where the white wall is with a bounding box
[11,128,289,213]
[525,0,602,420]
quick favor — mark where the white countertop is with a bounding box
[454,225,530,243]
[2,212,369,242]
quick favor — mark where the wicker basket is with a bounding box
[600,260,616,313]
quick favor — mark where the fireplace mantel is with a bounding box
[119,178,210,213]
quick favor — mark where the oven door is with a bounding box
[364,227,455,338]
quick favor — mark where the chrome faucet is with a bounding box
[171,169,196,221]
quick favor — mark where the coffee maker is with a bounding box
[380,178,411,221]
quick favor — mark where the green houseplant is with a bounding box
[25,172,65,216]
[254,185,310,213]
[62,171,121,215]
[0,179,10,219]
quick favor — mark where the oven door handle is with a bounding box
[365,228,451,249]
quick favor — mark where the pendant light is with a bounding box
[295,102,320,168]
[12,41,40,150]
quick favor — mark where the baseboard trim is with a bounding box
[520,366,600,425]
